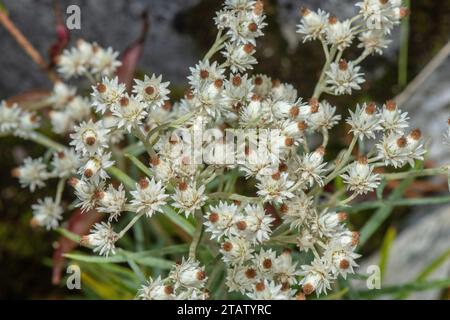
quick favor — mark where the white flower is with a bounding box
[51,149,80,178]
[130,178,168,218]
[111,95,148,132]
[405,129,426,166]
[243,203,274,243]
[323,241,360,279]
[71,178,105,212]
[311,210,346,238]
[57,47,87,78]
[273,250,300,286]
[188,60,225,91]
[300,258,334,297]
[91,47,122,76]
[79,152,114,182]
[225,265,258,294]
[326,19,354,51]
[295,147,327,188]
[204,201,239,240]
[0,101,21,133]
[91,77,126,114]
[16,111,40,138]
[256,172,295,204]
[376,133,409,168]
[81,222,118,256]
[296,8,329,42]
[169,257,207,290]
[220,236,254,266]
[356,0,405,34]
[380,100,409,135]
[341,157,381,195]
[70,119,110,156]
[307,100,341,131]
[226,11,266,45]
[138,276,175,300]
[281,193,314,229]
[358,30,392,55]
[31,197,63,230]
[346,102,383,140]
[172,182,207,217]
[246,280,292,300]
[48,82,77,109]
[15,157,48,192]
[97,184,127,221]
[222,42,257,73]
[253,248,277,275]
[326,60,365,95]
[133,74,170,109]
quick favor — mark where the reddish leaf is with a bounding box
[6,89,51,107]
[116,11,149,92]
[52,209,102,285]
[48,0,70,69]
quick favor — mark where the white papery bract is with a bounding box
[130,178,168,218]
[326,60,365,95]
[347,102,383,140]
[91,77,126,114]
[133,74,170,109]
[70,119,110,156]
[31,197,63,230]
[97,184,127,221]
[15,157,48,192]
[81,222,118,256]
[138,276,175,300]
[341,157,381,195]
[51,149,80,178]
[296,8,329,42]
[172,182,208,217]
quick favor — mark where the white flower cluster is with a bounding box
[138,258,208,300]
[58,39,121,79]
[297,0,408,96]
[2,0,447,300]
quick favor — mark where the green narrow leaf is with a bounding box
[318,288,349,300]
[134,256,174,269]
[125,153,153,178]
[161,205,195,236]
[378,227,396,281]
[64,253,126,263]
[376,178,387,200]
[447,169,450,192]
[56,227,81,243]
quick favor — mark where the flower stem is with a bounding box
[189,210,204,259]
[117,211,145,239]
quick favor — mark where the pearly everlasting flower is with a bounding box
[225,265,258,294]
[256,172,295,204]
[169,257,207,290]
[91,47,122,76]
[81,222,118,256]
[246,280,292,300]
[311,210,346,238]
[172,182,208,217]
[253,248,277,275]
[130,178,169,218]
[405,129,426,166]
[307,100,341,131]
[295,147,327,188]
[78,152,114,182]
[226,10,267,45]
[358,30,392,55]
[70,178,105,212]
[91,77,126,114]
[16,111,40,138]
[133,74,170,109]
[326,60,365,95]
[296,8,329,42]
[188,60,225,91]
[14,157,48,191]
[242,204,275,243]
[326,19,354,51]
[281,193,314,229]
[380,100,409,135]
[356,0,406,34]
[138,276,175,300]
[51,149,80,178]
[204,201,239,240]
[57,47,87,78]
[70,119,110,156]
[220,236,254,265]
[347,102,383,140]
[300,258,333,297]
[273,250,300,286]
[323,240,360,279]
[341,157,381,195]
[376,133,409,168]
[111,95,148,132]
[97,184,127,221]
[0,101,21,133]
[49,82,77,109]
[223,42,257,73]
[31,197,63,230]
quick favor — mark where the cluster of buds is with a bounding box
[1,0,446,300]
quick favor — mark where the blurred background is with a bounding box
[0,0,449,299]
